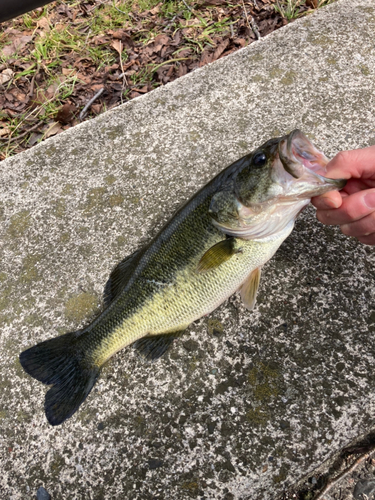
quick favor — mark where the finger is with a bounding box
[316,188,375,226]
[357,233,375,246]
[343,178,375,195]
[311,191,342,210]
[340,211,375,237]
[324,146,375,180]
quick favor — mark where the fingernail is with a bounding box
[321,196,340,209]
[364,191,375,209]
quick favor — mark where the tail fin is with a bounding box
[19,331,100,426]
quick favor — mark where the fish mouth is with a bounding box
[276,129,346,197]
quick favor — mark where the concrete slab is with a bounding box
[1,0,375,498]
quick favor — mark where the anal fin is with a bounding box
[239,267,261,310]
[133,331,185,362]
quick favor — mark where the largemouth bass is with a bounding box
[19,130,345,426]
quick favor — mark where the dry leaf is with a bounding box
[62,68,76,76]
[56,103,77,124]
[37,17,51,31]
[1,36,32,57]
[212,39,230,61]
[150,2,162,14]
[44,122,63,139]
[0,126,11,137]
[111,39,123,55]
[0,69,14,85]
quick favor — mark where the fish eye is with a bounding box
[253,152,267,167]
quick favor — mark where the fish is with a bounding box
[19,129,345,426]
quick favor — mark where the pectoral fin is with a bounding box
[197,238,240,273]
[239,267,261,310]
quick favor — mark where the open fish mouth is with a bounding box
[277,129,346,196]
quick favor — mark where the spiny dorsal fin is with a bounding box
[197,237,239,273]
[239,267,261,310]
[133,331,185,361]
[104,248,145,306]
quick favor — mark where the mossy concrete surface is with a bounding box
[1,0,375,498]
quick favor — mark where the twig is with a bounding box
[250,17,260,40]
[314,451,375,500]
[241,0,260,40]
[113,4,127,15]
[230,23,234,38]
[79,87,105,121]
[117,40,127,105]
[28,63,40,99]
[112,1,137,19]
[0,120,44,143]
[163,15,177,32]
[182,0,192,11]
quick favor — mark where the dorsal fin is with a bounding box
[104,248,145,306]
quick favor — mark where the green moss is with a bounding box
[273,464,289,483]
[45,146,57,156]
[65,292,98,323]
[180,481,199,494]
[0,286,11,311]
[254,382,278,400]
[280,71,297,85]
[251,75,264,83]
[17,409,32,423]
[59,232,70,243]
[269,67,283,79]
[85,187,107,212]
[117,235,126,248]
[326,57,337,65]
[7,210,31,238]
[246,406,269,426]
[105,174,117,185]
[249,53,264,62]
[52,199,66,218]
[307,34,333,46]
[0,272,7,282]
[271,128,281,137]
[106,125,125,140]
[62,183,74,194]
[109,193,125,207]
[237,140,249,149]
[20,254,42,283]
[207,318,224,336]
[50,453,65,477]
[359,65,370,76]
[189,131,201,143]
[246,361,282,425]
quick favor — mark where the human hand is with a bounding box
[311,145,375,245]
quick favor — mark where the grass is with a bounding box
[275,0,336,21]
